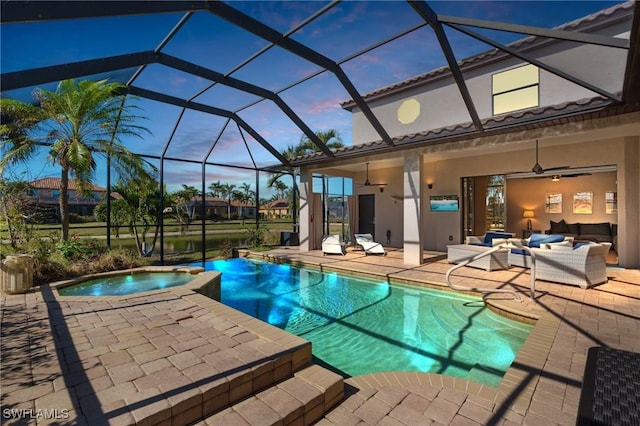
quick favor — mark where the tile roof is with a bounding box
[340,1,633,110]
[29,178,106,192]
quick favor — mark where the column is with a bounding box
[403,154,424,265]
[299,168,311,252]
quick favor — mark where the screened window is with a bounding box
[492,64,539,115]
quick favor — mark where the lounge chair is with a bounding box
[322,235,345,256]
[354,233,386,255]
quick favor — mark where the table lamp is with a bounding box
[522,210,535,230]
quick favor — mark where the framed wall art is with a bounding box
[573,192,593,214]
[429,195,459,212]
[545,193,562,214]
[605,191,617,214]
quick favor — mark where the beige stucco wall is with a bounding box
[506,172,617,236]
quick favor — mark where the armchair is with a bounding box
[530,242,611,288]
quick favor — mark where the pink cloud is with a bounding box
[306,97,343,115]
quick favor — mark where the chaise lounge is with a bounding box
[322,235,346,256]
[354,233,386,255]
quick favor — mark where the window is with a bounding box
[492,64,539,115]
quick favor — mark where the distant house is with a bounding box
[29,178,108,219]
[260,199,290,219]
[183,197,257,220]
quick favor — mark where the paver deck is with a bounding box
[2,247,639,425]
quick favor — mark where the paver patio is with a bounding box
[1,247,639,425]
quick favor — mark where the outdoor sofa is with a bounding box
[547,220,617,250]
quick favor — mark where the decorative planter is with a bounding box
[1,254,34,294]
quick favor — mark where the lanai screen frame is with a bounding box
[2,1,638,264]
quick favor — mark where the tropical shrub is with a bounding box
[56,235,107,261]
[218,239,234,259]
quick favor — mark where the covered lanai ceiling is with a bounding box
[2,1,639,180]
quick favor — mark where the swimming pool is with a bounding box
[58,272,195,296]
[196,258,532,386]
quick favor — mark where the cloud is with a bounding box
[306,97,344,115]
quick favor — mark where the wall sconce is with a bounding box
[427,183,433,189]
[379,187,384,193]
[551,175,560,182]
[522,209,535,230]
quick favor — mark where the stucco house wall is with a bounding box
[348,19,629,144]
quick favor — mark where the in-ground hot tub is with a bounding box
[53,266,221,300]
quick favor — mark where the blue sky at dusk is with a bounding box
[0,1,624,197]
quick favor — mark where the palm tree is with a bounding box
[220,183,236,220]
[208,180,223,198]
[0,79,153,240]
[238,182,255,218]
[267,129,344,189]
[174,184,200,220]
[273,180,288,200]
[95,177,166,256]
[267,129,344,224]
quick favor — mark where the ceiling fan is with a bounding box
[530,140,569,175]
[359,162,387,187]
[509,140,591,180]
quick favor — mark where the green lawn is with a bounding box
[1,219,297,238]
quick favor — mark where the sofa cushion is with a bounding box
[567,222,580,235]
[550,219,570,234]
[579,222,611,236]
[579,234,613,243]
[528,233,565,248]
[484,232,512,245]
[510,248,529,256]
[542,240,573,249]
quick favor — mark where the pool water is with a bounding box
[197,258,533,386]
[58,272,195,296]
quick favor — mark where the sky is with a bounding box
[0,0,625,198]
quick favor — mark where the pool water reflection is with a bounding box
[196,258,533,386]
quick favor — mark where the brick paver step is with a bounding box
[197,364,344,426]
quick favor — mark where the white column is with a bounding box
[403,154,424,265]
[299,168,311,252]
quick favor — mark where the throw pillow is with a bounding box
[484,232,512,245]
[550,219,570,234]
[529,233,565,248]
